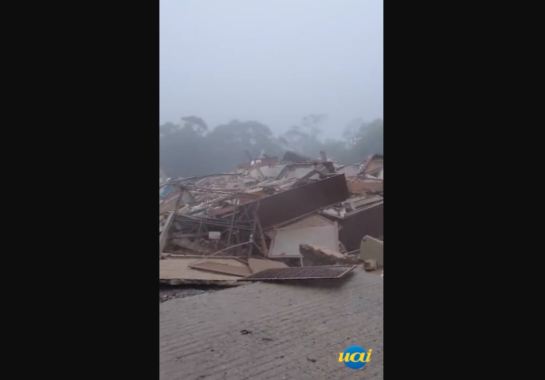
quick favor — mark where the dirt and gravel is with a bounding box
[160,269,383,379]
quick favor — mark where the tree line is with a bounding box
[160,115,383,178]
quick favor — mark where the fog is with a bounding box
[160,0,383,140]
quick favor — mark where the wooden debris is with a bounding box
[189,260,252,277]
[160,259,242,285]
[248,258,288,274]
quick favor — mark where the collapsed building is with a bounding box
[160,151,383,285]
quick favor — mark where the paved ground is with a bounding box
[159,285,224,303]
[160,269,383,379]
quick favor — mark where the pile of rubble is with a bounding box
[159,151,383,285]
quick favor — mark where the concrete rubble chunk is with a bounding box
[299,244,359,266]
[363,259,378,271]
[360,235,383,266]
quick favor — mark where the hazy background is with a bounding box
[160,0,383,140]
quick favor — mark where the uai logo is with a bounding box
[339,345,372,370]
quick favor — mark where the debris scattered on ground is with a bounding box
[238,265,356,281]
[363,259,379,271]
[189,259,252,277]
[299,244,358,266]
[248,258,288,273]
[160,151,383,286]
[159,285,222,303]
[160,259,243,285]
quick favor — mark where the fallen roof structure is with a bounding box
[257,174,349,229]
[159,150,383,284]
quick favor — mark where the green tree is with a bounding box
[159,115,383,177]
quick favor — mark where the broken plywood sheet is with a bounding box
[269,224,338,258]
[239,265,356,281]
[160,259,241,285]
[189,259,251,277]
[248,258,288,274]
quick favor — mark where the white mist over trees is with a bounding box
[160,115,383,178]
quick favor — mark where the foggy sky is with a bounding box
[160,0,383,139]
